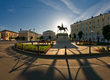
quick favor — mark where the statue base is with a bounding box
[57,33,69,41]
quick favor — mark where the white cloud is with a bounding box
[73,0,110,22]
[8,6,16,12]
[60,0,80,14]
[8,8,15,12]
[0,26,7,30]
[39,0,63,11]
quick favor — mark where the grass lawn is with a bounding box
[15,42,51,52]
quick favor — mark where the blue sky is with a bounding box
[0,0,110,34]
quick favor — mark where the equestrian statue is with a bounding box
[57,24,68,33]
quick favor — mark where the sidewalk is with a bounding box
[46,41,100,55]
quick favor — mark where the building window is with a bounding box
[94,32,95,35]
[89,31,91,35]
[83,23,84,26]
[77,25,78,27]
[107,17,109,20]
[86,27,87,30]
[102,19,104,21]
[90,22,91,24]
[102,24,104,27]
[108,23,109,25]
[97,31,99,35]
[82,27,84,30]
[79,25,81,27]
[93,26,95,29]
[86,22,88,25]
[98,25,99,28]
[89,26,91,29]
[94,21,95,23]
[86,32,87,35]
[83,31,84,35]
[77,29,78,31]
[97,19,99,23]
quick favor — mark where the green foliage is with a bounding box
[16,43,51,52]
[49,36,51,40]
[16,42,23,49]
[102,25,110,42]
[15,36,19,40]
[73,33,76,39]
[9,37,15,39]
[30,36,33,39]
[19,37,23,40]
[22,36,25,40]
[69,34,71,39]
[98,47,106,52]
[78,42,110,45]
[78,31,83,40]
[40,36,43,40]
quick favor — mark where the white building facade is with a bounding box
[71,12,110,42]
[43,30,56,40]
[0,32,1,39]
[19,30,41,41]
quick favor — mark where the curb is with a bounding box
[44,45,52,53]
[13,46,110,58]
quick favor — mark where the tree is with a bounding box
[40,36,43,40]
[73,33,76,40]
[78,31,83,40]
[69,34,71,39]
[15,36,19,40]
[102,25,110,42]
[48,36,51,40]
[9,36,15,40]
[30,36,33,40]
[22,36,25,40]
[37,37,39,39]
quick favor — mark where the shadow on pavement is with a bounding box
[3,44,110,80]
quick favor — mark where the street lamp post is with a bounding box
[91,30,94,43]
[91,16,94,43]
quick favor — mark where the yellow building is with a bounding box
[19,30,41,41]
[0,30,19,40]
[71,11,110,42]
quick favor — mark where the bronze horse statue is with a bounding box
[57,24,68,33]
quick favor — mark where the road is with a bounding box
[0,41,110,80]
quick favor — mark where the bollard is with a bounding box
[37,45,39,54]
[107,46,109,52]
[65,46,66,53]
[15,43,16,48]
[22,44,23,50]
[32,41,33,45]
[89,46,91,54]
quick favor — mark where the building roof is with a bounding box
[19,30,40,35]
[44,30,53,32]
[0,30,18,33]
[71,11,110,25]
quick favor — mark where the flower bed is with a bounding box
[94,47,110,52]
[15,42,51,53]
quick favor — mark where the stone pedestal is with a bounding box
[57,33,69,41]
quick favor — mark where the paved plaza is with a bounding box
[0,41,110,80]
[46,41,100,55]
